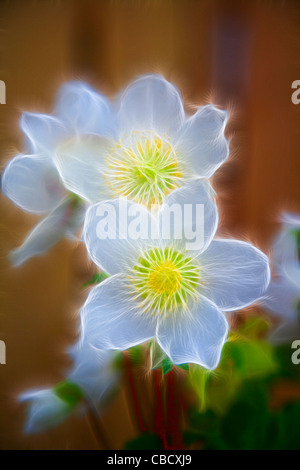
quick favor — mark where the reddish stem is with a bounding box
[84,397,113,450]
[167,369,184,449]
[154,369,169,449]
[124,351,147,433]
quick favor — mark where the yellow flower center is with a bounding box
[148,261,183,295]
[130,247,200,316]
[105,131,183,207]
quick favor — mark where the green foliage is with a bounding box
[149,339,167,371]
[112,345,144,371]
[290,228,300,257]
[273,343,300,380]
[68,191,84,209]
[123,318,300,450]
[128,344,144,365]
[188,318,278,414]
[162,357,174,374]
[186,318,300,450]
[149,339,189,374]
[111,351,125,371]
[124,433,163,450]
[82,271,110,288]
[53,381,83,409]
[187,380,300,450]
[178,363,189,371]
[219,381,270,449]
[237,315,270,339]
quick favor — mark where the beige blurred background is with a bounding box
[0,0,299,449]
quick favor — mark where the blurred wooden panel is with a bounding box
[245,3,300,247]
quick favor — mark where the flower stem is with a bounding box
[153,369,169,449]
[166,369,183,449]
[124,351,147,433]
[84,397,113,450]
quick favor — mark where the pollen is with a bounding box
[148,261,182,295]
[130,247,200,316]
[105,131,183,207]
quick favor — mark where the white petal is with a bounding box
[280,212,300,227]
[198,239,271,311]
[54,135,112,203]
[10,197,85,267]
[272,218,300,287]
[263,276,300,320]
[118,74,185,139]
[159,179,218,253]
[81,275,156,350]
[55,81,116,138]
[20,112,67,155]
[176,105,229,178]
[83,198,157,275]
[2,153,65,213]
[269,318,300,344]
[284,262,300,290]
[272,227,297,270]
[68,342,118,405]
[156,295,228,369]
[20,389,71,434]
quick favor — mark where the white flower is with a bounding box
[19,388,76,434]
[53,74,229,208]
[271,213,300,287]
[1,81,115,266]
[263,213,300,343]
[8,196,86,267]
[2,76,228,266]
[20,341,117,434]
[80,183,270,370]
[67,340,118,406]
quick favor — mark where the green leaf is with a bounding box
[128,344,143,365]
[149,339,189,374]
[111,351,125,371]
[274,344,300,380]
[68,192,84,210]
[149,339,166,370]
[124,433,163,450]
[237,315,271,339]
[53,381,83,408]
[162,357,174,374]
[187,408,226,449]
[81,272,109,288]
[188,365,212,412]
[188,322,278,415]
[226,337,278,379]
[275,402,300,449]
[178,363,189,371]
[220,382,270,449]
[187,381,300,449]
[183,430,203,446]
[290,228,300,258]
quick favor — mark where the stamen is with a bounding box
[105,131,183,206]
[129,247,200,317]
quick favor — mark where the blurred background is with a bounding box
[0,0,299,449]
